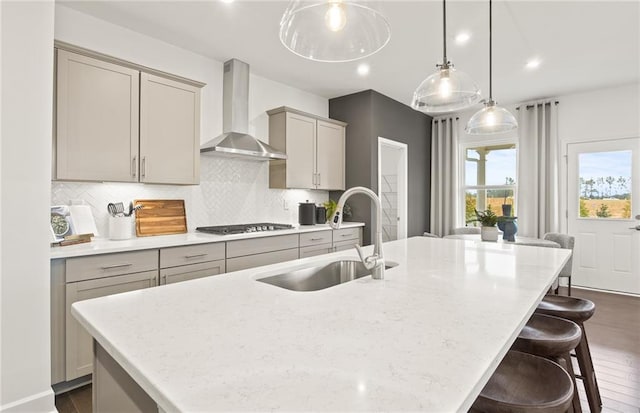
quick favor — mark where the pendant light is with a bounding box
[279,1,391,63]
[412,0,481,114]
[466,0,518,134]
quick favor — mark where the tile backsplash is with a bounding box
[51,156,328,237]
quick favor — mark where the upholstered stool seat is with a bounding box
[536,295,595,323]
[513,313,583,412]
[472,351,573,413]
[535,296,602,413]
[513,314,582,356]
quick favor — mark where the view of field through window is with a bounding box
[464,144,517,224]
[578,150,632,219]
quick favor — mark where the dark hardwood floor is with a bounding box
[54,287,639,413]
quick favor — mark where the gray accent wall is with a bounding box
[329,90,432,245]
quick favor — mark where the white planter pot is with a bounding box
[481,226,499,242]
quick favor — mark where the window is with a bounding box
[578,150,632,219]
[462,143,517,224]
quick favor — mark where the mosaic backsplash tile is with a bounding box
[51,156,328,237]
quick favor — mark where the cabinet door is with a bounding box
[226,249,299,272]
[140,73,201,184]
[160,260,226,285]
[300,244,333,258]
[65,270,158,381]
[56,50,139,182]
[285,113,316,189]
[316,120,345,190]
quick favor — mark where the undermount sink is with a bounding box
[257,260,399,292]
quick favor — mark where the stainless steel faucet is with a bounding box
[329,186,385,280]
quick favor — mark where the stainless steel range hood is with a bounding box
[200,59,286,161]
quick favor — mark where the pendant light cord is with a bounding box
[442,0,448,65]
[489,0,493,100]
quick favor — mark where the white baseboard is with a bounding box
[572,285,640,298]
[0,389,55,413]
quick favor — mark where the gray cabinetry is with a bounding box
[65,271,158,381]
[159,243,226,285]
[332,227,362,252]
[54,45,203,184]
[226,234,299,272]
[268,107,346,190]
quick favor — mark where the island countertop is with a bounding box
[72,236,570,412]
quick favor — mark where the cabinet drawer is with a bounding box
[333,239,359,252]
[300,243,333,258]
[333,227,362,242]
[160,259,225,285]
[66,250,158,283]
[300,230,332,247]
[226,234,299,258]
[160,243,225,268]
[226,248,299,272]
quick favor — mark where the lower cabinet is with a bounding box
[65,270,158,381]
[227,249,299,272]
[160,260,226,285]
[226,234,299,272]
[300,244,333,258]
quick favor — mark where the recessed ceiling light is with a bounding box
[455,32,471,45]
[357,64,370,76]
[220,0,235,3]
[525,58,541,70]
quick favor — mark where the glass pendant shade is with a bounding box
[411,65,481,114]
[466,100,518,135]
[279,1,391,62]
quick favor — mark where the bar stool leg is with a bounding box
[576,322,602,413]
[558,353,582,413]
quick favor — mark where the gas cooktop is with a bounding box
[196,223,294,235]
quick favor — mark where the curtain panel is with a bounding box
[430,117,459,237]
[516,100,561,238]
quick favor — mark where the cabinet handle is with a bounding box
[185,253,208,259]
[312,173,316,185]
[132,156,137,178]
[310,238,323,241]
[341,234,352,237]
[152,276,159,287]
[318,173,321,186]
[141,156,146,178]
[101,263,133,270]
[161,274,167,285]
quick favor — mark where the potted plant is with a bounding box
[467,208,500,242]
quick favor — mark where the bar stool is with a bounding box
[536,295,602,413]
[471,350,573,413]
[512,313,583,413]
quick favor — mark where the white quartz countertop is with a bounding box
[50,222,364,259]
[72,237,570,412]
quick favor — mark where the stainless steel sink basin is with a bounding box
[257,260,398,291]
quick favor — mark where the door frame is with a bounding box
[377,137,408,240]
[566,137,640,294]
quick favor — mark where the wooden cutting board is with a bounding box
[134,199,187,237]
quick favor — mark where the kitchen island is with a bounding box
[72,236,570,412]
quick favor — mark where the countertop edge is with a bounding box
[51,222,365,260]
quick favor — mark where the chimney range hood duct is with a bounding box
[200,59,287,161]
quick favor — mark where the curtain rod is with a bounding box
[515,101,559,110]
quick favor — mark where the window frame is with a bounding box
[459,138,519,224]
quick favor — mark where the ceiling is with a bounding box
[59,0,640,108]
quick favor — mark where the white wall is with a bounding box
[456,83,640,232]
[0,1,56,412]
[52,4,330,233]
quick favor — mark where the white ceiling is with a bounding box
[60,0,640,107]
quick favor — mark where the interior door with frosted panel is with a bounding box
[378,138,408,241]
[567,138,640,294]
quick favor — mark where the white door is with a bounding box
[378,137,408,241]
[567,138,640,294]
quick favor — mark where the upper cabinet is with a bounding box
[54,45,203,185]
[267,107,346,191]
[139,73,200,184]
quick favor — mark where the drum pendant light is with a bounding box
[412,0,481,114]
[279,1,391,63]
[466,0,518,134]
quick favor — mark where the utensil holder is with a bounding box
[108,216,133,240]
